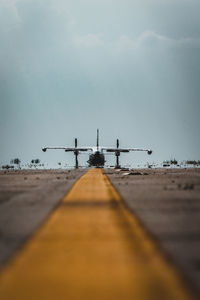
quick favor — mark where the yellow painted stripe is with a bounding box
[0,169,195,300]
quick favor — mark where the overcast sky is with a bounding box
[0,0,200,167]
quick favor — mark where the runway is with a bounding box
[0,168,197,299]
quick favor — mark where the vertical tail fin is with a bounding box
[97,129,99,150]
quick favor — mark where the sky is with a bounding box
[0,0,200,168]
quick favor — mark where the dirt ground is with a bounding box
[0,168,200,296]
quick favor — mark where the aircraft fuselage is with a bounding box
[88,150,105,167]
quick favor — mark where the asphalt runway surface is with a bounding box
[0,168,199,299]
[0,169,84,266]
[106,168,200,296]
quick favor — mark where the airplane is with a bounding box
[42,129,152,168]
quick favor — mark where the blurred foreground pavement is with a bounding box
[0,168,199,298]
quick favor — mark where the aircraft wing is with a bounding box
[102,148,152,154]
[42,147,93,152]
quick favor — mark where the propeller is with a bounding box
[117,139,119,148]
[74,138,79,168]
[115,139,120,168]
[75,138,77,148]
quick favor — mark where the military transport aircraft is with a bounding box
[42,129,152,168]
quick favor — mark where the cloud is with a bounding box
[0,0,73,77]
[73,33,104,48]
[0,0,21,33]
[72,30,200,52]
[112,31,200,52]
[138,31,200,48]
[0,0,200,165]
[138,31,172,47]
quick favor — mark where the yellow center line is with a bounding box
[0,169,195,300]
